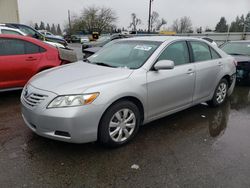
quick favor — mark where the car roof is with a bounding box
[122,35,204,42]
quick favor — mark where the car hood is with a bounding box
[29,61,133,95]
[232,55,250,63]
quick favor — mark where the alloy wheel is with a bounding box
[216,82,227,104]
[109,108,136,142]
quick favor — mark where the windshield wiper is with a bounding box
[83,58,91,63]
[92,62,115,68]
[229,53,248,56]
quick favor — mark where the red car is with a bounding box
[0,34,70,91]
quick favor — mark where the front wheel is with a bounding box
[98,101,141,147]
[208,78,228,107]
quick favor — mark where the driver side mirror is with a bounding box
[154,60,174,70]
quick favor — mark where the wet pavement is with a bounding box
[0,86,250,188]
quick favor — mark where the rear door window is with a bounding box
[190,41,212,62]
[158,41,190,66]
[0,38,25,55]
[210,47,221,59]
[0,38,44,56]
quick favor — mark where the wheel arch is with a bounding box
[97,96,145,137]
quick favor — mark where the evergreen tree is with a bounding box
[56,24,62,35]
[39,21,45,30]
[245,12,250,32]
[46,23,51,32]
[34,23,39,30]
[215,17,228,32]
[51,24,56,34]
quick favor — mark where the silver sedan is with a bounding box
[21,36,236,147]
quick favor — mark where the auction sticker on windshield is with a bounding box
[134,45,152,51]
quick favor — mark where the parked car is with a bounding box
[0,26,26,35]
[82,34,130,52]
[21,36,236,147]
[38,30,63,39]
[1,25,66,48]
[0,34,72,91]
[4,23,67,47]
[220,40,250,83]
[82,34,131,58]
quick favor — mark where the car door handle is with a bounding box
[187,69,194,75]
[26,57,37,61]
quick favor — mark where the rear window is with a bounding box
[221,42,250,56]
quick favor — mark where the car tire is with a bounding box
[98,100,141,147]
[208,78,228,107]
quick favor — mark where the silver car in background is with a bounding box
[21,36,236,147]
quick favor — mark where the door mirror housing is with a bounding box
[154,60,174,70]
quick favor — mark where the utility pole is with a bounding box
[68,10,72,35]
[148,0,153,33]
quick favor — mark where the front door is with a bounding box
[147,41,195,119]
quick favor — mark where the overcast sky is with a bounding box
[18,0,250,30]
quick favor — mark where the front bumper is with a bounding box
[21,85,104,143]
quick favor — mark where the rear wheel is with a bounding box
[98,101,141,147]
[208,78,228,107]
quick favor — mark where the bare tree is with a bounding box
[172,17,193,33]
[180,16,192,33]
[129,13,141,31]
[150,11,159,31]
[172,19,179,33]
[156,18,167,31]
[73,6,117,34]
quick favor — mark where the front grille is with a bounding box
[22,93,48,107]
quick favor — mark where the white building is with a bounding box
[0,0,19,23]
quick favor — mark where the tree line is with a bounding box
[64,6,250,34]
[215,13,250,32]
[34,21,63,35]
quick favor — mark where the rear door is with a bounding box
[147,41,195,119]
[0,38,43,89]
[188,41,222,102]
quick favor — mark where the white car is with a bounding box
[0,26,26,35]
[38,30,63,39]
[0,26,65,48]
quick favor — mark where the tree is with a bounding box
[230,15,245,32]
[150,11,159,31]
[46,23,51,32]
[81,6,117,33]
[156,18,167,31]
[56,24,62,35]
[172,19,179,33]
[179,16,192,33]
[245,12,250,32]
[39,21,45,30]
[172,16,193,33]
[51,24,56,34]
[129,13,141,31]
[34,23,39,30]
[215,17,228,32]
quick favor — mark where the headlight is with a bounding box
[47,93,99,108]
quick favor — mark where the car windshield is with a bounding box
[88,40,161,69]
[221,42,250,56]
